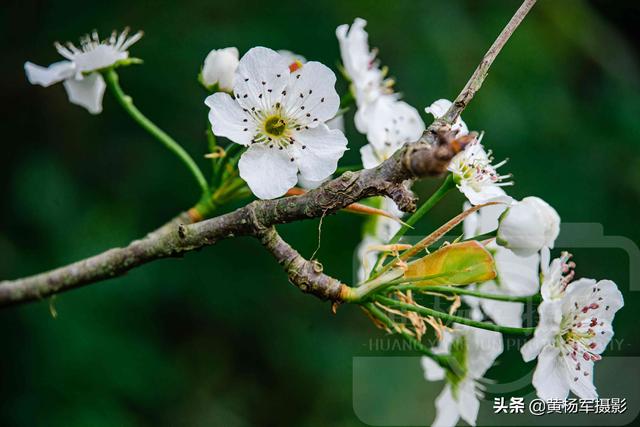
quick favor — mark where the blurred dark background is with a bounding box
[1,0,639,426]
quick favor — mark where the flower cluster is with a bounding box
[336,19,425,278]
[23,19,624,427]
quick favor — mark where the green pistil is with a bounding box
[264,116,287,136]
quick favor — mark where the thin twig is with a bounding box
[258,227,348,300]
[441,0,537,125]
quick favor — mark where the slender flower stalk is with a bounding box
[375,295,535,335]
[387,284,542,303]
[205,128,218,175]
[103,68,210,199]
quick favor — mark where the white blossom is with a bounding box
[336,18,402,137]
[296,175,327,190]
[336,18,392,111]
[422,325,503,427]
[497,196,560,257]
[462,197,540,327]
[201,47,239,92]
[425,98,512,205]
[25,28,142,114]
[205,47,348,199]
[520,262,624,399]
[447,138,513,206]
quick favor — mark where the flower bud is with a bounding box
[201,47,239,92]
[497,197,560,256]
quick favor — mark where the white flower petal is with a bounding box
[354,94,397,136]
[482,298,524,328]
[590,323,614,355]
[354,93,392,136]
[360,144,383,169]
[432,385,460,427]
[462,292,485,321]
[493,246,540,296]
[421,356,445,382]
[293,124,347,182]
[465,326,503,378]
[205,92,254,146]
[24,60,75,87]
[532,346,571,399]
[561,277,596,308]
[497,196,560,256]
[565,355,597,399]
[233,47,290,111]
[563,278,623,322]
[595,279,624,310]
[297,175,327,190]
[540,253,568,301]
[365,99,425,149]
[520,300,562,361]
[460,181,512,206]
[462,205,480,239]
[462,198,508,238]
[283,61,340,125]
[457,379,481,426]
[425,99,452,118]
[238,144,298,199]
[336,18,372,84]
[73,44,128,73]
[62,73,106,114]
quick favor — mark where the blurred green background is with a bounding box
[1,0,639,426]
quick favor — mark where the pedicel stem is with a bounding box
[375,295,535,336]
[103,68,210,199]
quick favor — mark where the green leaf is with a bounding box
[403,241,496,286]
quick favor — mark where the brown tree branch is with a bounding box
[258,227,349,301]
[0,0,536,307]
[0,136,456,307]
